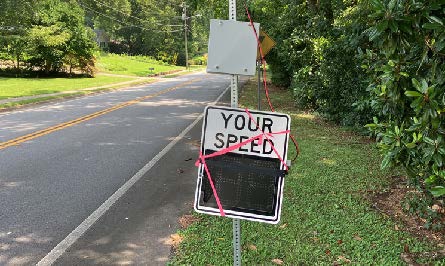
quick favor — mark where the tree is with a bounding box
[0,0,98,75]
[28,0,97,74]
[0,0,35,70]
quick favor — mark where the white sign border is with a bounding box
[194,106,290,224]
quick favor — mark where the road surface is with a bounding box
[0,72,239,265]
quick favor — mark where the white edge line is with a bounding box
[37,84,230,266]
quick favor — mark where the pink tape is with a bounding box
[245,4,274,112]
[199,151,225,216]
[244,109,289,171]
[244,3,301,159]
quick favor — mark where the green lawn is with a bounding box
[0,54,186,102]
[97,53,184,77]
[170,80,444,265]
[0,75,135,100]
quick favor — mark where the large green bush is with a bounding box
[249,0,444,225]
[288,1,375,127]
[364,0,445,224]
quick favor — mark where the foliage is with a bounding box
[246,1,376,127]
[364,1,445,211]
[80,0,208,65]
[0,0,98,75]
[189,54,207,65]
[244,0,444,224]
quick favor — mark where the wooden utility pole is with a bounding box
[182,2,189,70]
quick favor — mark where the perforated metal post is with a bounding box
[229,0,236,20]
[257,60,261,110]
[229,1,241,266]
[231,75,238,108]
[233,218,241,266]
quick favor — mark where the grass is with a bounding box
[0,54,190,106]
[0,93,86,109]
[0,75,135,100]
[170,79,444,265]
[0,77,159,110]
[97,53,184,77]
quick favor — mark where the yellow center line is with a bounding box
[0,78,202,151]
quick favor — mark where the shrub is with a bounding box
[289,3,374,127]
[364,1,445,211]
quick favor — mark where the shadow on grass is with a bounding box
[0,69,94,78]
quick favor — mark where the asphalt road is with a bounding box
[0,72,238,265]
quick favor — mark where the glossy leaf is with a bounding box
[430,186,445,197]
[405,91,423,97]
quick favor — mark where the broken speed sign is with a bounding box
[194,106,290,224]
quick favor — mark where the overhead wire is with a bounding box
[154,29,183,33]
[78,0,183,33]
[90,0,162,25]
[90,0,183,26]
[78,1,154,31]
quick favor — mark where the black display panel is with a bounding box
[194,106,290,224]
[199,150,286,216]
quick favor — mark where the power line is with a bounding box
[78,1,153,31]
[154,29,183,33]
[80,1,185,35]
[90,0,182,26]
[90,0,160,25]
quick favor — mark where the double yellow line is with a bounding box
[0,78,201,151]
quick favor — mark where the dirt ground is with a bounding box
[369,175,445,264]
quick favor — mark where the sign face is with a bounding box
[194,106,291,224]
[206,19,260,76]
[257,30,276,60]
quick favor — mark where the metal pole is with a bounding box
[257,60,261,110]
[183,2,189,70]
[233,218,241,266]
[229,1,241,266]
[229,0,236,20]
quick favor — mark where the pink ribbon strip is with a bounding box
[244,3,301,159]
[244,109,289,171]
[199,151,225,216]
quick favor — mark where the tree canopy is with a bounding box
[0,0,97,74]
[244,0,445,227]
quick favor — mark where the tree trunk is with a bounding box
[321,0,334,24]
[44,60,51,74]
[16,54,20,70]
[307,0,319,12]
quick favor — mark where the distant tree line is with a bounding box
[81,0,225,65]
[0,0,217,75]
[0,0,97,75]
